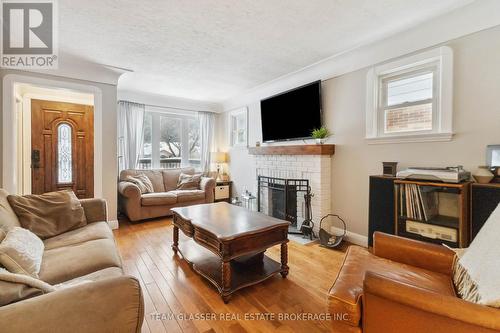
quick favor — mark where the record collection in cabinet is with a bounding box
[394,180,471,248]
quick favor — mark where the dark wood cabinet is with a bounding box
[394,180,470,248]
[471,183,500,242]
[368,176,395,247]
[369,175,500,247]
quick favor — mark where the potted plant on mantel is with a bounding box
[311,126,331,144]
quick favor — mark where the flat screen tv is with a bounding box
[260,81,322,142]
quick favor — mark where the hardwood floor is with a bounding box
[114,217,347,333]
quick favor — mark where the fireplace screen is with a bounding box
[257,176,310,234]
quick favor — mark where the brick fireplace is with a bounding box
[251,145,334,235]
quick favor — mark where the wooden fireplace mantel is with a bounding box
[248,144,335,156]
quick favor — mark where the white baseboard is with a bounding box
[108,220,119,230]
[345,231,368,247]
[330,226,368,248]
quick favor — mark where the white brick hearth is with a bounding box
[255,154,331,234]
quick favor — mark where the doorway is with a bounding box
[8,81,96,197]
[30,99,94,198]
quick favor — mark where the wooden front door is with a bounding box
[31,99,94,198]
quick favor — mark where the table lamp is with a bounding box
[212,152,227,181]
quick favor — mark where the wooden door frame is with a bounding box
[2,74,103,198]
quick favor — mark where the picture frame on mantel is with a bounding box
[229,107,248,148]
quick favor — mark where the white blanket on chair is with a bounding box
[0,267,93,293]
[0,267,55,293]
[453,202,500,307]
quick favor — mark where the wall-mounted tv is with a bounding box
[260,80,322,142]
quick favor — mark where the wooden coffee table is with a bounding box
[171,202,290,303]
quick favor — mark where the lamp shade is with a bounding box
[212,152,227,163]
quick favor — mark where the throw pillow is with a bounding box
[126,174,154,194]
[0,227,44,278]
[453,202,500,308]
[177,173,202,190]
[7,190,87,239]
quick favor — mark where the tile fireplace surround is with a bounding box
[255,154,332,234]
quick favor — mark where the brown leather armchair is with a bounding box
[328,232,500,333]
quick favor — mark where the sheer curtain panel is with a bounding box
[118,101,145,172]
[198,111,215,174]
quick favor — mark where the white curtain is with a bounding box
[198,111,215,174]
[118,101,145,172]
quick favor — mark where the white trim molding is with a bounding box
[108,220,119,230]
[365,46,454,144]
[332,227,368,247]
[345,231,368,248]
[365,132,454,145]
[2,74,103,198]
[24,53,126,85]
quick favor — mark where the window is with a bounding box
[187,118,200,163]
[229,107,248,147]
[57,123,72,183]
[159,116,181,168]
[139,108,200,170]
[366,47,453,144]
[381,69,435,134]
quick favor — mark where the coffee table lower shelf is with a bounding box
[176,239,283,302]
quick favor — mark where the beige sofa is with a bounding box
[0,189,144,333]
[118,167,216,222]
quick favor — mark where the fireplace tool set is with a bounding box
[299,189,315,240]
[300,192,347,248]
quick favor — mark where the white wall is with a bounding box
[218,26,500,240]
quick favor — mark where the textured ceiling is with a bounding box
[59,0,474,102]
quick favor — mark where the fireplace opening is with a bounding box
[257,176,310,234]
[269,183,297,222]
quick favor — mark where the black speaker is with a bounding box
[471,184,500,242]
[368,176,395,246]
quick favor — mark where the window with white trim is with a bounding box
[139,108,200,170]
[366,47,453,143]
